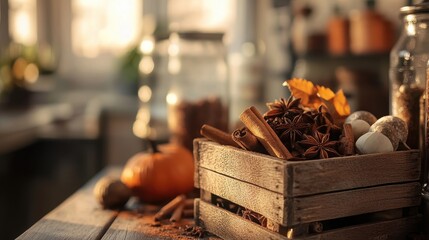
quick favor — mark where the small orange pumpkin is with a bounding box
[121,142,194,203]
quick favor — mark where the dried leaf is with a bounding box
[283,78,316,106]
[284,78,350,121]
[332,90,350,117]
[316,86,335,101]
[320,98,341,125]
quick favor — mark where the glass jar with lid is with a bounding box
[390,0,429,150]
[166,32,229,151]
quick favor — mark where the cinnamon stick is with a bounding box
[169,201,185,222]
[232,127,265,153]
[184,198,194,209]
[154,194,186,221]
[200,124,240,148]
[339,123,355,156]
[182,209,194,218]
[240,106,293,160]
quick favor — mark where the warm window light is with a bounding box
[168,33,180,56]
[139,56,155,75]
[166,92,178,105]
[72,0,142,58]
[139,37,155,54]
[168,0,232,32]
[133,106,151,138]
[9,0,37,45]
[24,63,39,84]
[138,85,152,103]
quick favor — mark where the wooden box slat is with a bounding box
[196,199,422,240]
[289,150,421,197]
[198,166,421,226]
[199,167,285,224]
[194,139,420,197]
[195,199,286,240]
[194,139,286,194]
[194,139,422,227]
[292,182,421,224]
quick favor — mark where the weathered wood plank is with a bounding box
[196,199,286,240]
[195,139,286,194]
[288,150,420,196]
[101,211,195,240]
[17,167,121,240]
[193,139,202,189]
[292,182,421,225]
[197,199,422,240]
[298,215,422,240]
[198,167,286,224]
[194,139,420,198]
[198,166,421,227]
[102,198,219,240]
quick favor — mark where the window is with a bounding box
[9,0,37,45]
[71,0,142,58]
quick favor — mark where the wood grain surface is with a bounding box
[101,210,195,240]
[194,139,421,197]
[18,166,210,240]
[291,182,421,225]
[196,199,422,240]
[17,167,120,240]
[194,138,286,193]
[288,150,420,196]
[196,199,286,240]
[198,167,286,224]
[198,165,421,226]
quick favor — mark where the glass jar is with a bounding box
[393,1,429,229]
[166,32,228,151]
[390,1,429,150]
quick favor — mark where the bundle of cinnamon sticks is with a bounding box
[154,194,195,223]
[200,106,293,160]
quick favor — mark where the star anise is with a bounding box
[312,105,334,127]
[312,106,342,138]
[276,114,313,148]
[298,131,340,159]
[264,96,303,120]
[241,208,267,226]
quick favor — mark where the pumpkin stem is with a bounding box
[148,140,159,153]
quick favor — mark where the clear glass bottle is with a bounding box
[392,1,429,229]
[166,32,228,151]
[390,1,429,150]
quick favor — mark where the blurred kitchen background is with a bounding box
[0,0,412,238]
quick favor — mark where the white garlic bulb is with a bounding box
[355,132,394,154]
[345,111,377,125]
[349,119,370,141]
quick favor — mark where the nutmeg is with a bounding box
[355,132,394,154]
[93,177,132,209]
[345,111,377,125]
[369,116,408,150]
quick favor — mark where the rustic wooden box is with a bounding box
[193,138,422,239]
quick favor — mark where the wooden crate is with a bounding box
[193,138,422,239]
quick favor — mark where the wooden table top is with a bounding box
[17,166,214,240]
